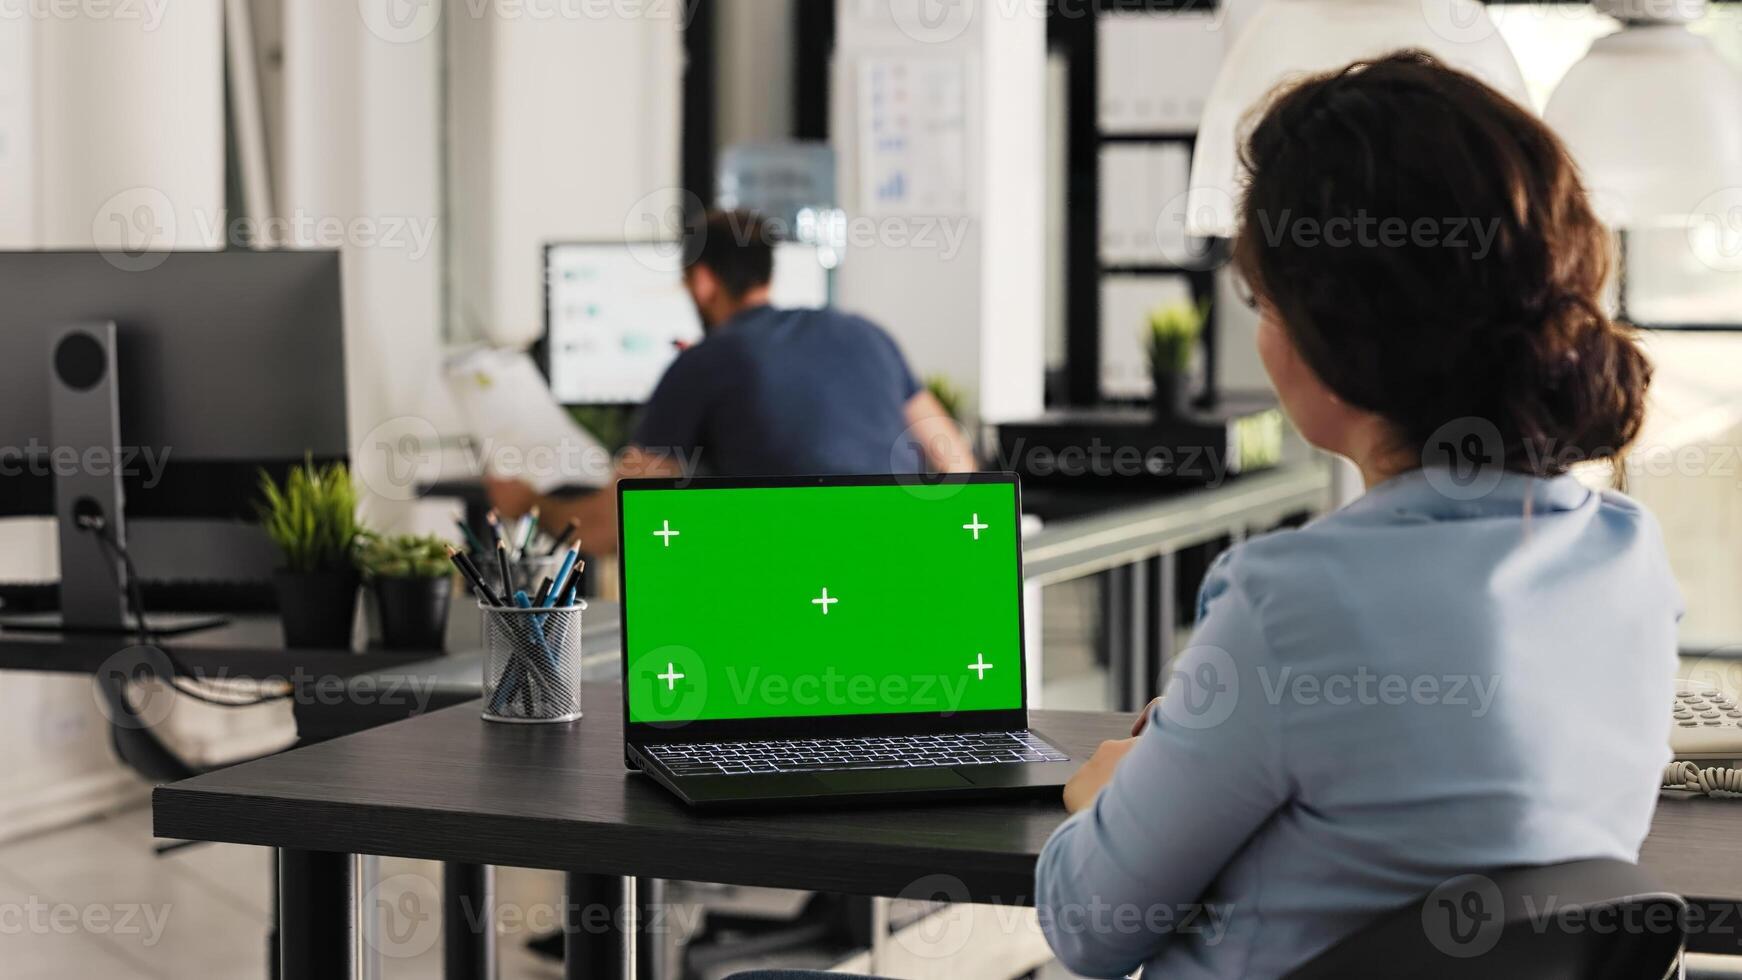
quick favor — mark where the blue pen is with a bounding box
[516,589,562,711]
[543,545,578,609]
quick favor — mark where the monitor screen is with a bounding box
[546,242,830,406]
[620,479,1025,725]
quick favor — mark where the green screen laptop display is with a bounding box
[621,481,1023,724]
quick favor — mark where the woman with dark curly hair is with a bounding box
[1036,51,1680,979]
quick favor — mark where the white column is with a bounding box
[830,0,1048,426]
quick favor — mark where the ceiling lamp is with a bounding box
[1543,0,1742,228]
[1185,0,1530,237]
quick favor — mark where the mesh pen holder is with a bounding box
[480,600,586,723]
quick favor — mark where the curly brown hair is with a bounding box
[1232,50,1650,477]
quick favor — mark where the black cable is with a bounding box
[80,517,291,708]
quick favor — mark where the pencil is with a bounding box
[455,517,487,556]
[557,558,586,607]
[545,518,580,556]
[520,507,540,555]
[446,546,495,605]
[495,540,514,601]
[542,544,579,609]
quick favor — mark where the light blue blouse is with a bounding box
[1035,468,1682,979]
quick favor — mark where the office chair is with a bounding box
[1284,859,1687,980]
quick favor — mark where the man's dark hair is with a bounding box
[681,209,776,298]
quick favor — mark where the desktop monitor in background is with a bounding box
[544,240,832,406]
[0,249,347,634]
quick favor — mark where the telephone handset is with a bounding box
[1664,681,1742,797]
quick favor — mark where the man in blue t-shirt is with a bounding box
[487,210,976,555]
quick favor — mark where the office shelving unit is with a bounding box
[1053,0,1226,408]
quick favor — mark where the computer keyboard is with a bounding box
[646,731,1069,777]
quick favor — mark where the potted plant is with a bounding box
[1146,300,1210,420]
[257,459,363,649]
[358,533,455,651]
[925,374,967,422]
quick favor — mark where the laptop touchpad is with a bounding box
[815,768,973,792]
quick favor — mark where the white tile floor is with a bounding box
[0,803,564,979]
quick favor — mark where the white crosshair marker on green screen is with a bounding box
[654,520,680,546]
[968,653,993,679]
[658,662,685,690]
[963,514,989,540]
[812,587,839,615]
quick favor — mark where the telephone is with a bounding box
[1664,680,1742,797]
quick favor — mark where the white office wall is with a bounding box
[277,0,451,532]
[0,2,225,843]
[830,0,1047,426]
[447,0,684,350]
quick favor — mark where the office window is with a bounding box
[1497,9,1742,649]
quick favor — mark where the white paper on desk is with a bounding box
[444,348,612,493]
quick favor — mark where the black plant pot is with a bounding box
[272,568,361,649]
[1153,369,1193,421]
[373,576,453,652]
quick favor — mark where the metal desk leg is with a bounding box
[278,848,355,980]
[565,872,623,980]
[444,863,496,979]
[1142,553,1178,704]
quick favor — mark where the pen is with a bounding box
[496,540,514,602]
[543,544,579,609]
[545,518,580,556]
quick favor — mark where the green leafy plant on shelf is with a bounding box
[356,533,454,581]
[256,458,363,574]
[1145,299,1211,376]
[926,374,967,422]
[568,404,634,455]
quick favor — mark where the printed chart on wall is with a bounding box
[858,57,970,216]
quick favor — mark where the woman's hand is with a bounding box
[1132,696,1163,737]
[1063,737,1138,814]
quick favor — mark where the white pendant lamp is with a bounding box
[1543,0,1742,228]
[1185,0,1530,237]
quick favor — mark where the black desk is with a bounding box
[155,684,1113,979]
[154,684,1742,979]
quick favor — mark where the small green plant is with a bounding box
[926,374,967,422]
[357,533,454,580]
[256,458,363,574]
[1146,299,1211,375]
[568,405,634,454]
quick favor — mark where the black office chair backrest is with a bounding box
[1284,860,1686,980]
[93,645,200,784]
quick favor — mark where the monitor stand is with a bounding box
[16,322,225,641]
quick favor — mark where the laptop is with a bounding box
[617,473,1078,808]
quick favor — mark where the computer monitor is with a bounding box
[617,475,1027,736]
[0,249,347,633]
[543,241,831,406]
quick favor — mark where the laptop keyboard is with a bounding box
[646,731,1069,777]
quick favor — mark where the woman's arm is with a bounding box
[1035,569,1286,977]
